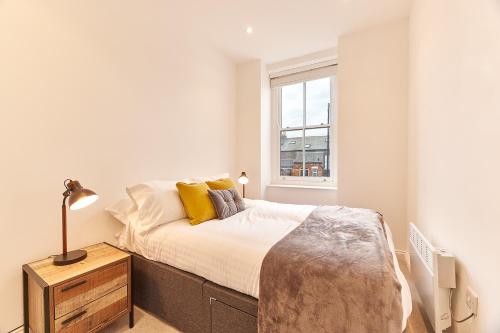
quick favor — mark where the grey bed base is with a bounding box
[131,252,258,333]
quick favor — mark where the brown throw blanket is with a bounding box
[258,206,402,333]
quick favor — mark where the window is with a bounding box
[271,65,336,186]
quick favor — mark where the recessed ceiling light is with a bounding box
[246,26,253,34]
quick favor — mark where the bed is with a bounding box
[117,199,412,333]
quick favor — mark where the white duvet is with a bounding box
[117,199,411,331]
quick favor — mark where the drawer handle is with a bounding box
[61,280,87,292]
[61,310,87,325]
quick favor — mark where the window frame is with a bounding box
[271,67,337,187]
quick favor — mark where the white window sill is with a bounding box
[267,184,337,191]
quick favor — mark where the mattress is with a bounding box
[117,199,412,330]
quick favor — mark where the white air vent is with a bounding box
[409,223,434,274]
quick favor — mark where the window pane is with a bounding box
[280,130,303,176]
[304,127,330,177]
[281,83,303,128]
[306,78,330,126]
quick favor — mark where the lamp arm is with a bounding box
[61,194,69,256]
[62,192,69,206]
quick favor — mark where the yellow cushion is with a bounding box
[176,182,217,225]
[206,178,236,190]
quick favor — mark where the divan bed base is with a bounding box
[131,252,258,333]
[132,252,410,333]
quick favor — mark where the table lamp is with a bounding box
[238,172,249,198]
[53,179,98,266]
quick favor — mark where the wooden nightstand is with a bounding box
[22,243,133,333]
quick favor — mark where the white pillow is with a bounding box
[126,181,187,234]
[106,197,136,225]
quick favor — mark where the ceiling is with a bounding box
[184,0,413,63]
[28,0,412,65]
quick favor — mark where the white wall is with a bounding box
[408,1,500,332]
[260,64,272,195]
[235,60,273,199]
[337,19,409,250]
[236,60,263,199]
[266,186,339,205]
[0,1,236,331]
[266,20,409,249]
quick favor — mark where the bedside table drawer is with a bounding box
[54,261,128,318]
[55,285,128,332]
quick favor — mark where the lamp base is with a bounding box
[53,249,87,266]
